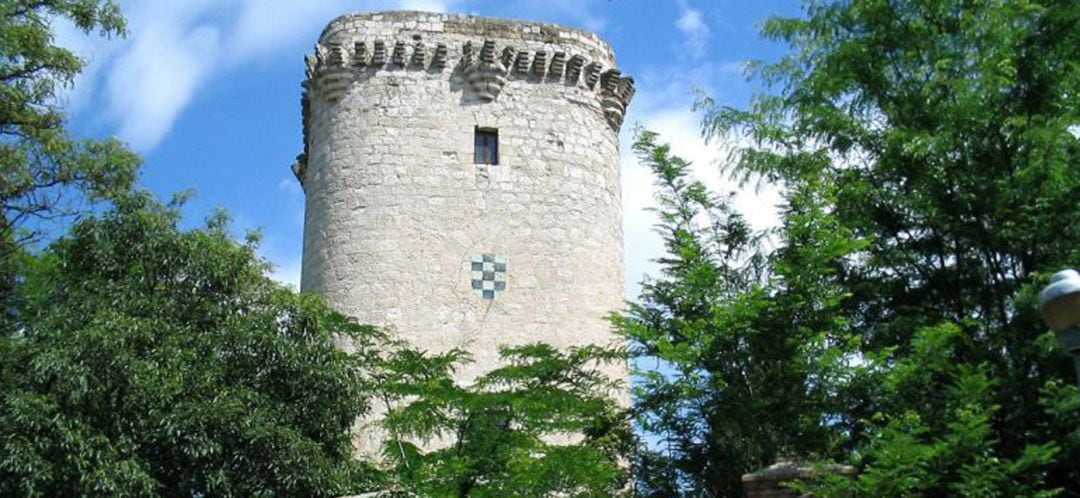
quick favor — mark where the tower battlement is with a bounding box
[293,11,634,186]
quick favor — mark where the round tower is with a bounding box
[294,10,634,447]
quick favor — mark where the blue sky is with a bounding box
[59,0,799,299]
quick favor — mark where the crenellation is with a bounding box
[304,30,630,133]
[479,39,497,63]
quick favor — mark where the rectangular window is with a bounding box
[474,127,498,165]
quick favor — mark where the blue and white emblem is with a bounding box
[471,253,507,299]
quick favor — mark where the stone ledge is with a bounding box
[319,10,614,61]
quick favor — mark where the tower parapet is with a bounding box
[292,11,634,186]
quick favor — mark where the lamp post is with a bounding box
[1038,269,1080,387]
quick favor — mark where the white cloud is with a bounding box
[228,0,370,63]
[105,22,219,150]
[617,10,770,300]
[675,1,710,59]
[68,0,451,151]
[71,0,225,150]
[620,101,781,301]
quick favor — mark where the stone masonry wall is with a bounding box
[296,11,634,455]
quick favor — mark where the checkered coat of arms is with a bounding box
[471,253,507,299]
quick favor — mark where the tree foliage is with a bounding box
[0,190,634,498]
[620,130,865,498]
[0,195,389,496]
[625,0,1080,495]
[793,324,1062,497]
[0,0,139,321]
[377,343,632,497]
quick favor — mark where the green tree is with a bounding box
[687,0,1080,495]
[1,0,139,323]
[0,194,384,496]
[794,324,1060,497]
[618,131,865,497]
[376,343,632,497]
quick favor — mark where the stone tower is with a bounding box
[294,11,634,451]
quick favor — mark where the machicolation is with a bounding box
[293,11,634,185]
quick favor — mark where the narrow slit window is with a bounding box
[474,127,499,165]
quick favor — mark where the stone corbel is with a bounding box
[372,40,387,66]
[583,62,602,89]
[600,69,632,130]
[565,55,586,85]
[548,52,566,80]
[411,41,426,68]
[513,50,530,74]
[433,43,448,69]
[531,51,547,78]
[465,39,508,102]
[353,41,369,69]
[391,40,407,68]
[312,42,353,102]
[291,153,307,189]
